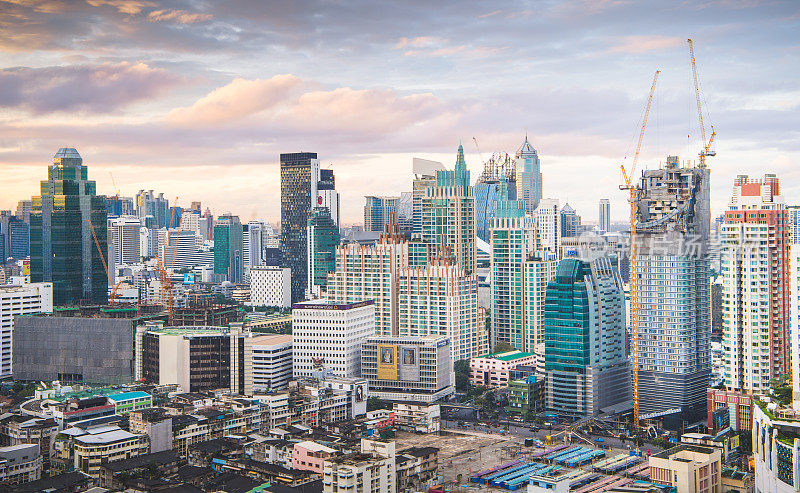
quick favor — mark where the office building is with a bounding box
[135,322,253,394]
[243,221,265,277]
[104,196,135,218]
[635,156,711,422]
[469,350,537,387]
[599,198,611,234]
[6,218,29,260]
[364,196,399,233]
[281,152,320,303]
[396,192,413,238]
[398,261,486,362]
[158,229,212,270]
[706,388,753,432]
[15,200,31,224]
[327,231,408,336]
[214,213,244,283]
[14,315,134,384]
[140,226,158,258]
[361,335,454,403]
[249,266,291,308]
[475,152,517,244]
[544,256,630,417]
[135,190,169,228]
[109,215,141,265]
[560,203,581,238]
[0,282,52,379]
[413,145,476,275]
[307,207,340,296]
[292,300,375,379]
[317,168,340,227]
[721,174,789,393]
[30,148,107,306]
[534,198,561,256]
[252,334,293,392]
[53,423,147,478]
[490,179,558,352]
[649,445,721,493]
[411,158,444,236]
[515,135,543,214]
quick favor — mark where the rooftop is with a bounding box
[480,350,535,361]
[73,429,139,445]
[108,391,150,402]
[295,440,337,454]
[251,334,292,346]
[103,449,180,472]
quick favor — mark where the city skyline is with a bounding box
[1,1,799,223]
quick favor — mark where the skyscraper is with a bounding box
[306,207,340,296]
[411,158,444,236]
[243,221,265,278]
[721,174,789,393]
[534,198,561,256]
[475,152,517,243]
[109,216,142,265]
[599,198,611,234]
[560,203,581,238]
[412,145,476,275]
[316,168,340,227]
[214,214,244,283]
[635,156,711,422]
[490,178,557,353]
[30,148,107,305]
[364,196,399,233]
[515,135,543,214]
[281,152,319,303]
[544,256,630,416]
[135,190,169,229]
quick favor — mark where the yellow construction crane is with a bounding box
[620,70,659,431]
[688,38,716,168]
[109,172,120,200]
[85,219,123,304]
[154,197,179,324]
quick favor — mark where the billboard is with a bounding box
[729,434,740,450]
[377,345,398,380]
[22,259,30,275]
[354,383,365,402]
[183,272,195,285]
[712,407,730,432]
[399,347,420,382]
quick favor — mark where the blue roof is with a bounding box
[107,391,150,402]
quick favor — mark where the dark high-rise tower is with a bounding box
[280,152,319,303]
[30,148,107,305]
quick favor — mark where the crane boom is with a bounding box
[620,69,659,431]
[688,38,716,168]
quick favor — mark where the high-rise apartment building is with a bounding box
[396,192,413,238]
[544,257,630,417]
[364,196,399,233]
[214,214,244,283]
[412,145,476,275]
[281,152,320,303]
[292,300,375,379]
[560,203,581,238]
[411,158,444,236]
[599,198,611,234]
[15,200,31,224]
[105,196,135,218]
[515,136,543,214]
[307,207,340,296]
[135,190,169,229]
[490,179,557,353]
[109,216,141,265]
[635,156,711,421]
[534,198,561,257]
[790,245,800,411]
[30,148,108,306]
[721,174,789,393]
[0,282,52,379]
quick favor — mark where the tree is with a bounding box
[454,359,471,392]
[493,342,515,353]
[367,397,392,412]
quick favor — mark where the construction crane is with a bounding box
[154,197,179,324]
[85,219,123,304]
[472,137,485,166]
[109,172,120,200]
[620,70,660,431]
[688,38,716,168]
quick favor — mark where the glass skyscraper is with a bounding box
[515,136,543,214]
[30,148,107,306]
[213,214,244,283]
[307,207,340,295]
[280,152,319,303]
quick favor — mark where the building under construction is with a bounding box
[634,156,711,425]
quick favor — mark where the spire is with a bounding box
[455,144,467,171]
[516,134,536,158]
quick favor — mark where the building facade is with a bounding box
[469,350,537,388]
[598,198,611,234]
[0,282,52,379]
[544,256,630,417]
[307,207,340,296]
[635,157,711,422]
[364,196,399,233]
[251,334,293,392]
[515,136,543,214]
[281,152,320,303]
[30,148,108,306]
[214,214,244,283]
[249,266,291,308]
[721,174,789,393]
[109,215,141,265]
[534,198,561,257]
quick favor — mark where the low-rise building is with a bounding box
[395,446,438,493]
[507,376,545,417]
[361,335,454,403]
[0,414,58,471]
[53,424,148,477]
[323,439,396,493]
[649,444,721,493]
[294,440,338,473]
[107,391,152,415]
[707,388,753,432]
[252,334,293,392]
[97,449,182,490]
[392,402,440,434]
[469,350,537,388]
[752,400,800,493]
[0,282,52,380]
[0,444,42,485]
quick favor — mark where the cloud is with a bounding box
[607,35,684,54]
[85,0,156,15]
[0,61,183,113]
[147,9,212,24]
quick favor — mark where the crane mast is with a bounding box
[620,70,659,430]
[688,38,716,168]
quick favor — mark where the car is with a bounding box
[529,425,540,432]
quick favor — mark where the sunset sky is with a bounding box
[1,0,799,224]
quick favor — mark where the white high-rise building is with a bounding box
[110,216,141,265]
[599,198,610,234]
[292,300,375,379]
[243,221,266,280]
[140,227,158,259]
[790,244,800,411]
[157,229,211,270]
[252,334,293,392]
[324,439,396,493]
[534,198,561,257]
[249,266,291,308]
[0,282,53,378]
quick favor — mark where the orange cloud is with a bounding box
[147,9,212,24]
[85,0,156,15]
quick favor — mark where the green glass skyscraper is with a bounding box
[307,207,340,296]
[30,148,107,305]
[213,213,244,283]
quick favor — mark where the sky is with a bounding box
[1,0,799,225]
